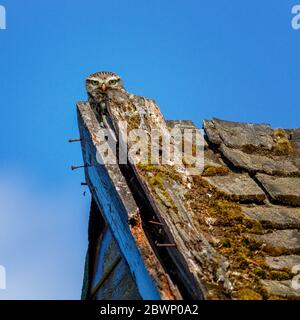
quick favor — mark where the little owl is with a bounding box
[85,71,124,124]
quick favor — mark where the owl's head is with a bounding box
[86,72,124,98]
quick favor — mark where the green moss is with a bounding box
[269,270,292,281]
[137,163,182,183]
[138,168,178,212]
[186,177,271,297]
[163,167,182,182]
[149,173,164,189]
[137,163,185,211]
[253,268,267,279]
[212,200,244,224]
[137,163,157,172]
[268,295,285,300]
[202,165,230,176]
[145,172,177,211]
[127,112,141,131]
[221,238,232,248]
[187,177,274,298]
[273,128,289,140]
[236,288,263,300]
[271,129,293,156]
[235,252,250,269]
[272,137,293,156]
[241,237,262,251]
[243,219,264,234]
[138,160,291,300]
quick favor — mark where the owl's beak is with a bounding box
[101,83,107,92]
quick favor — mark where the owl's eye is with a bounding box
[91,80,99,85]
[109,79,118,85]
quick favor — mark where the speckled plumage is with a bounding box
[85,72,125,123]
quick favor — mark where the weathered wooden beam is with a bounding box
[77,102,181,300]
[90,256,122,298]
[103,91,230,300]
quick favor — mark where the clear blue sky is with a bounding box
[0,1,299,299]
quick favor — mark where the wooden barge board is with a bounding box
[77,101,181,300]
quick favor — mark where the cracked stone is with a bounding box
[242,205,300,229]
[265,255,300,271]
[203,173,266,203]
[292,142,300,170]
[256,174,300,206]
[203,149,229,176]
[291,129,300,142]
[166,120,197,130]
[253,229,300,255]
[261,280,300,299]
[221,145,299,176]
[203,119,223,145]
[203,118,274,151]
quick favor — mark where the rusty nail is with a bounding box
[68,138,82,143]
[71,164,88,171]
[129,177,135,184]
[149,220,164,226]
[155,242,176,248]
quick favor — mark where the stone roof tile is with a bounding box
[265,255,300,271]
[203,173,266,203]
[220,144,299,176]
[256,174,300,206]
[253,229,300,255]
[204,118,274,151]
[261,280,300,299]
[242,205,300,229]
